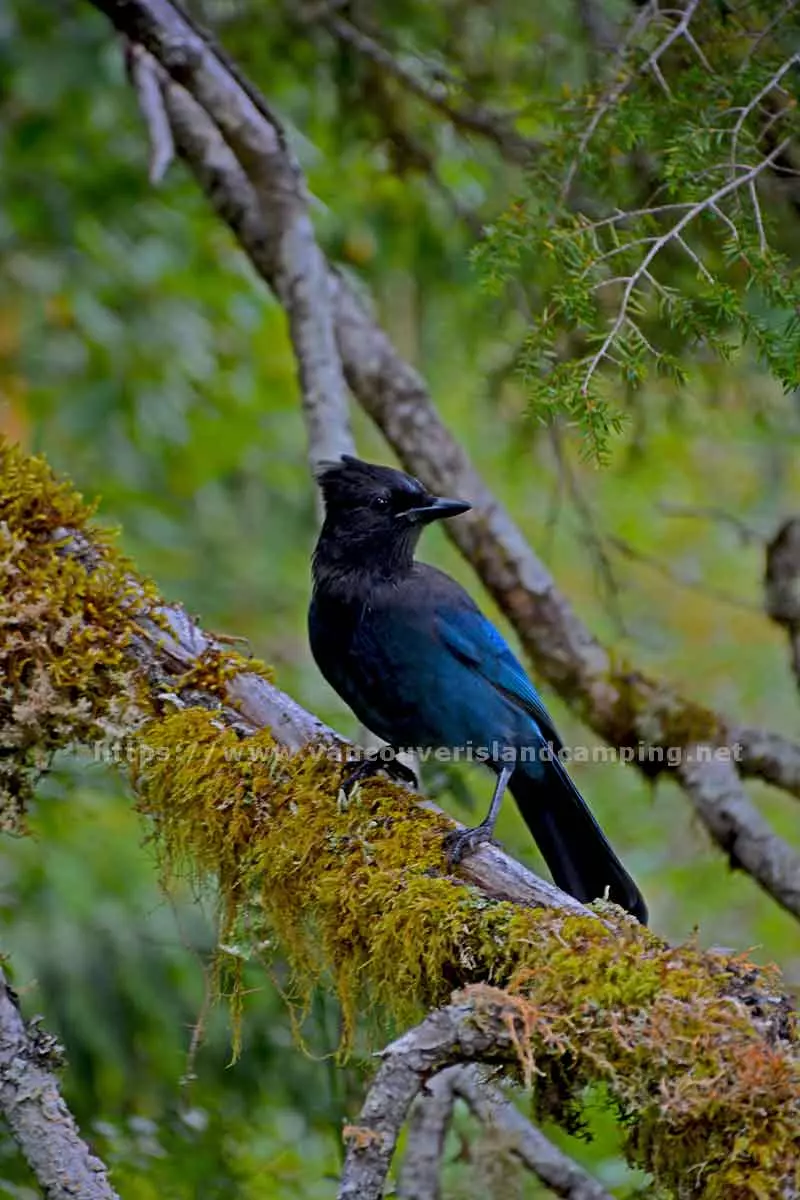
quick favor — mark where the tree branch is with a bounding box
[110,2,353,466]
[395,1067,456,1200]
[83,4,800,919]
[396,1062,616,1200]
[339,985,798,1200]
[676,749,800,916]
[125,39,174,182]
[311,11,541,165]
[451,1065,614,1200]
[337,997,595,1200]
[0,967,119,1200]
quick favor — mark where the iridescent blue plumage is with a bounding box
[309,456,647,923]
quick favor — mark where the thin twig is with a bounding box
[741,0,799,66]
[729,53,799,186]
[126,40,175,182]
[607,534,761,614]
[657,502,765,543]
[316,11,540,164]
[561,1,657,201]
[643,0,709,96]
[548,427,625,633]
[396,1068,457,1200]
[452,1066,614,1200]
[675,233,714,281]
[581,138,791,395]
[749,178,767,253]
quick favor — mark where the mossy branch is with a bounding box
[396,1063,615,1200]
[341,982,797,1200]
[0,440,798,1198]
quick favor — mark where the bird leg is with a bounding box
[341,750,418,796]
[444,763,514,864]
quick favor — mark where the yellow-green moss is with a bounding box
[175,645,274,701]
[135,707,799,1200]
[0,439,161,825]
[0,440,279,823]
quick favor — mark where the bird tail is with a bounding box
[509,758,648,924]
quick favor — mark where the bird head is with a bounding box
[314,456,471,571]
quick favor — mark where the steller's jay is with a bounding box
[308,456,647,923]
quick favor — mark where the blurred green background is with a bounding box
[0,1,798,1195]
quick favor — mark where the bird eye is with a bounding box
[374,496,390,511]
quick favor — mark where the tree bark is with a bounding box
[0,968,119,1200]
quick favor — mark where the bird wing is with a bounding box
[433,601,563,751]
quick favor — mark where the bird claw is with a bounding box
[443,824,495,865]
[341,754,418,796]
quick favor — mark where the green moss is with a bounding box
[135,708,799,1200]
[0,441,277,822]
[0,439,160,825]
[175,645,274,701]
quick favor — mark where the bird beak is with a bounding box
[400,496,472,525]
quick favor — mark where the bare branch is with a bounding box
[657,500,764,543]
[337,998,581,1200]
[397,1062,616,1200]
[607,533,760,614]
[643,0,710,94]
[729,52,799,181]
[396,1068,456,1200]
[741,0,799,66]
[561,1,656,201]
[676,749,800,916]
[674,232,714,281]
[313,11,541,165]
[451,1066,614,1200]
[125,40,174,182]
[732,723,800,799]
[0,967,119,1200]
[96,0,353,467]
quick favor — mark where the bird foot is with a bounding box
[341,754,418,796]
[443,823,496,865]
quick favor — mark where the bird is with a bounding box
[308,455,647,924]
